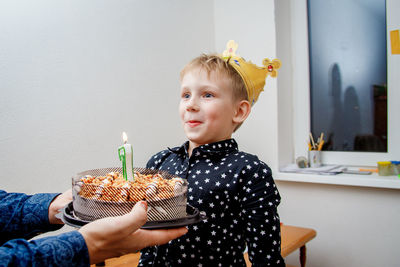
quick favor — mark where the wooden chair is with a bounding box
[93,224,316,267]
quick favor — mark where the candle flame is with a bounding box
[122,132,128,144]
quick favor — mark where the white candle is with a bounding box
[119,132,134,181]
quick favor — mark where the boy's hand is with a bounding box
[48,189,72,224]
[78,201,188,264]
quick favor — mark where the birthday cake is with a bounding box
[72,167,188,222]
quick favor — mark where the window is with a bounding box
[308,0,387,153]
[276,0,399,166]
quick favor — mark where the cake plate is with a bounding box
[59,201,207,229]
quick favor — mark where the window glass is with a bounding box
[308,0,387,152]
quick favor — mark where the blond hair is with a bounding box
[180,54,248,102]
[180,54,249,131]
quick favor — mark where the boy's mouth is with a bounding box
[186,120,202,128]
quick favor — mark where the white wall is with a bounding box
[278,182,400,267]
[0,0,214,193]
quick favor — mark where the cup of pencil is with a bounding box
[308,132,324,168]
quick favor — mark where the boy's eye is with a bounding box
[204,93,214,98]
[182,93,190,99]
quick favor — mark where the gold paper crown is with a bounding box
[220,40,281,105]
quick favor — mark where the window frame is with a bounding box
[290,0,399,167]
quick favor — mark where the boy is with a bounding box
[139,40,284,266]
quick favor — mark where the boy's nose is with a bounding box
[186,97,199,111]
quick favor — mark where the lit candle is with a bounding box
[118,132,134,181]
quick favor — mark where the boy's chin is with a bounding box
[184,128,232,145]
[186,136,229,147]
[186,136,205,145]
[185,134,208,146]
[184,129,202,139]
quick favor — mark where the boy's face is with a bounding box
[179,68,239,150]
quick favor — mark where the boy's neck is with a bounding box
[188,145,194,157]
[187,138,233,157]
[187,141,198,157]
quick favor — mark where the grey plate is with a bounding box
[61,202,207,229]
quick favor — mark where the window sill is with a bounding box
[275,171,400,190]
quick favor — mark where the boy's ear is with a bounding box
[233,100,251,124]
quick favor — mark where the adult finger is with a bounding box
[134,227,188,248]
[113,201,148,234]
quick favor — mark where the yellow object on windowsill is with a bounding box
[377,161,392,176]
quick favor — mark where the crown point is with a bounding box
[220,41,281,105]
[223,40,239,58]
[263,58,281,78]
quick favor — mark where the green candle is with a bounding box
[118,132,134,181]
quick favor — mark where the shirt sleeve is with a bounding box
[0,230,90,267]
[239,161,285,267]
[145,149,169,170]
[0,190,63,244]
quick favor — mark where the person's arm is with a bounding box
[240,161,285,267]
[0,231,89,267]
[0,190,63,244]
[0,200,187,266]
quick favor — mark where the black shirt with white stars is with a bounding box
[139,139,285,267]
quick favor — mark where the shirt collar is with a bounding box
[168,139,239,156]
[168,142,189,155]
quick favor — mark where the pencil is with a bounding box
[309,133,316,150]
[318,140,324,151]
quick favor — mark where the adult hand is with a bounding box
[48,189,72,224]
[79,201,188,264]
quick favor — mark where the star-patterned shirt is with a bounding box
[139,139,285,267]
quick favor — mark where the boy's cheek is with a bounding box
[179,103,185,111]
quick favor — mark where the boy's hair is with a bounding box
[180,54,248,102]
[180,54,249,131]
